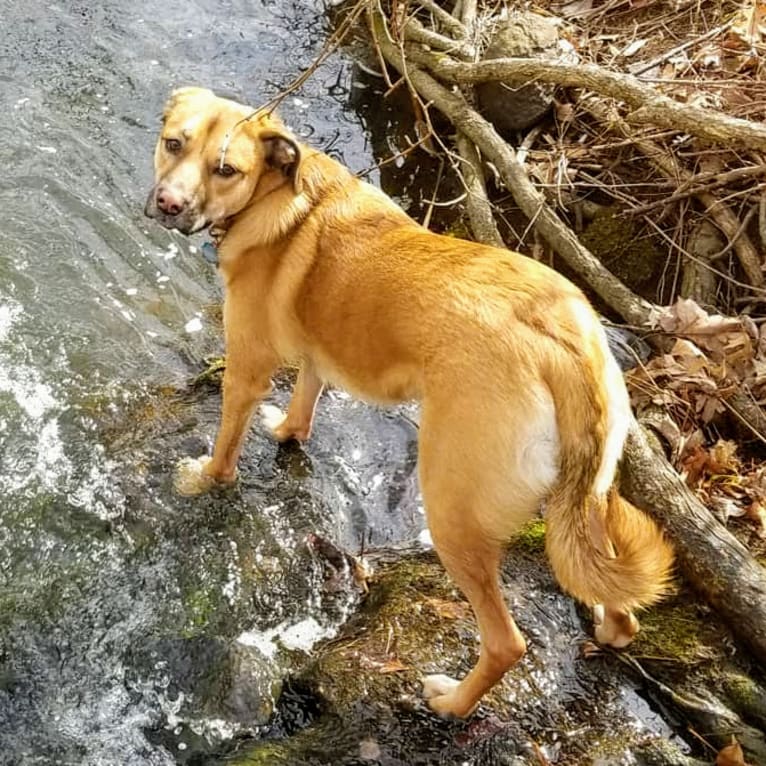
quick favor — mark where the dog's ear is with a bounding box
[261,130,303,195]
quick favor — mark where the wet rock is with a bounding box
[129,635,279,727]
[231,529,714,764]
[476,12,577,135]
[603,323,652,371]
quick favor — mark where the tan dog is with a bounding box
[145,87,673,718]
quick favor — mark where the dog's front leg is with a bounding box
[175,345,277,495]
[261,364,323,443]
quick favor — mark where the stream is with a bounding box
[2,2,761,765]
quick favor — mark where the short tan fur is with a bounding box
[146,87,674,718]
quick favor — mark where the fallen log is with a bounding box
[621,424,766,665]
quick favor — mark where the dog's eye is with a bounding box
[164,138,182,154]
[215,164,237,178]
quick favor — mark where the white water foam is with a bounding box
[0,300,124,518]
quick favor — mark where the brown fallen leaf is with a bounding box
[377,657,409,674]
[358,654,410,673]
[423,597,469,620]
[746,501,766,538]
[654,299,753,374]
[716,736,749,766]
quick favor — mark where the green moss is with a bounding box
[634,599,712,664]
[306,554,477,711]
[227,740,290,765]
[191,356,226,388]
[181,586,217,637]
[721,673,766,729]
[580,210,661,287]
[511,518,546,553]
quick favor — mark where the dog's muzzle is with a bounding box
[144,186,208,235]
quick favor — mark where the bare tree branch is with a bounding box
[370,4,655,326]
[401,48,766,152]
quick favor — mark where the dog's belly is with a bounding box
[311,352,422,405]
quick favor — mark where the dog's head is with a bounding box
[144,87,303,235]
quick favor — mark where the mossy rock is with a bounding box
[306,553,482,713]
[511,518,546,553]
[634,596,717,665]
[580,210,662,289]
[229,547,718,764]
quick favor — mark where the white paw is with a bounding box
[423,674,476,718]
[593,605,639,648]
[174,456,215,496]
[422,674,460,700]
[260,404,287,433]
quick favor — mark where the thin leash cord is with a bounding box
[217,0,367,168]
[216,96,282,170]
[218,111,256,171]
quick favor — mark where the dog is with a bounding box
[145,87,673,718]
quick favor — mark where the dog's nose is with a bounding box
[156,188,185,216]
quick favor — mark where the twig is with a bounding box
[459,0,477,29]
[355,131,437,178]
[249,0,368,117]
[415,0,468,39]
[517,125,544,165]
[403,17,475,59]
[706,205,759,262]
[627,165,766,216]
[455,133,505,247]
[421,156,445,230]
[630,22,733,77]
[582,97,764,287]
[643,213,765,296]
[399,48,766,152]
[369,3,654,326]
[448,0,500,248]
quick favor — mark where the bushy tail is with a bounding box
[546,487,674,609]
[542,355,674,610]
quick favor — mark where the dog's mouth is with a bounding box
[144,189,210,236]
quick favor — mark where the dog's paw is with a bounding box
[422,674,476,718]
[593,605,639,649]
[260,404,287,435]
[260,404,309,442]
[174,456,217,496]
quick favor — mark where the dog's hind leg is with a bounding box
[421,523,526,718]
[416,404,545,717]
[261,364,323,443]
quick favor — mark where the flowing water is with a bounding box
[0,2,423,763]
[0,2,721,764]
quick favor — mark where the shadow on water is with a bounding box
[1,1,761,765]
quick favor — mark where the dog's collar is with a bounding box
[200,223,230,267]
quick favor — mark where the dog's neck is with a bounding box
[215,150,353,251]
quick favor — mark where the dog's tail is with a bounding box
[543,353,673,611]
